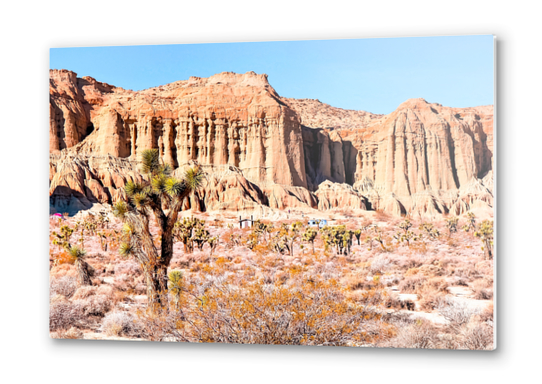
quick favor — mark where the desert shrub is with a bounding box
[398,274,427,293]
[51,327,84,340]
[381,274,400,287]
[369,256,392,274]
[50,263,77,279]
[380,295,415,311]
[72,286,98,300]
[459,322,494,350]
[114,260,142,276]
[422,277,448,293]
[64,327,83,339]
[452,264,478,281]
[471,279,494,300]
[398,256,424,270]
[418,264,444,277]
[479,302,494,323]
[404,267,420,277]
[101,311,141,337]
[475,260,494,276]
[137,276,390,346]
[345,275,375,291]
[51,250,75,266]
[72,285,114,316]
[417,291,447,311]
[50,276,78,298]
[74,295,113,317]
[437,297,480,331]
[387,320,441,349]
[49,296,85,331]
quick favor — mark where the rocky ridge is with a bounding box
[49,69,494,217]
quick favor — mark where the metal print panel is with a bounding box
[49,36,495,349]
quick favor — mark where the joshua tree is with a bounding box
[51,225,74,252]
[419,222,440,240]
[269,222,302,256]
[253,220,272,243]
[352,229,361,245]
[84,218,97,237]
[193,220,210,251]
[372,228,387,251]
[474,220,494,260]
[97,213,110,229]
[208,236,219,256]
[462,212,477,232]
[285,222,303,256]
[68,245,93,286]
[73,221,86,249]
[302,227,318,254]
[445,216,459,237]
[321,225,353,255]
[393,230,420,247]
[398,219,412,234]
[113,149,204,307]
[174,217,198,253]
[97,231,108,252]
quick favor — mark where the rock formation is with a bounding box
[49,69,494,217]
[50,69,306,188]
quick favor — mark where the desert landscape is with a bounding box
[49,68,494,349]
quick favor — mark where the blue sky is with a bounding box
[50,35,494,114]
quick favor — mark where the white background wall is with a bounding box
[1,1,540,382]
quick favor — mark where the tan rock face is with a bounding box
[50,70,494,217]
[49,154,144,215]
[314,181,368,211]
[50,69,307,188]
[290,97,494,216]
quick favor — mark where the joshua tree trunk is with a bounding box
[484,241,493,260]
[75,260,93,286]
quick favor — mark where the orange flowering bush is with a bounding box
[136,260,393,346]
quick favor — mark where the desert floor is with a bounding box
[49,208,494,349]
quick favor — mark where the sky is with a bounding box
[50,35,494,114]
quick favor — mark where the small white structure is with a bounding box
[239,215,254,229]
[308,219,327,228]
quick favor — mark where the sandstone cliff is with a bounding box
[50,69,307,188]
[289,97,494,216]
[50,69,494,217]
